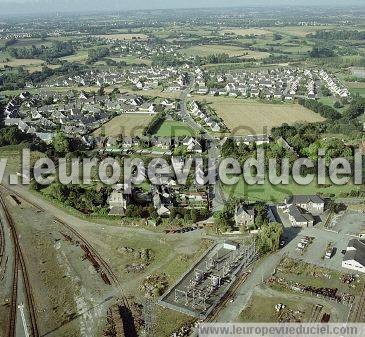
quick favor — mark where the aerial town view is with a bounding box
[0,0,365,336]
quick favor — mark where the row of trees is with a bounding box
[255,222,283,255]
[310,30,365,41]
[1,62,88,91]
[8,42,75,61]
[143,111,166,136]
[297,98,341,120]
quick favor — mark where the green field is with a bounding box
[221,176,356,203]
[154,121,196,137]
[351,88,365,97]
[203,97,325,135]
[221,28,273,36]
[93,114,153,137]
[267,25,337,37]
[94,33,148,41]
[181,44,269,59]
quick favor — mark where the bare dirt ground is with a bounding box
[4,196,113,337]
[1,181,212,336]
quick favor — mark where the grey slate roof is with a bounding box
[287,195,324,205]
[343,239,365,266]
[288,205,314,223]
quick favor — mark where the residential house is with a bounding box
[234,204,255,228]
[182,137,202,154]
[138,103,156,114]
[342,239,365,273]
[287,205,314,227]
[108,189,128,216]
[285,195,325,215]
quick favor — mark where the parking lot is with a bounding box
[328,211,365,235]
[277,209,365,273]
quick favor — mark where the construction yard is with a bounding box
[238,256,364,324]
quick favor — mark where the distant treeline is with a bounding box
[0,62,87,91]
[309,45,335,58]
[310,30,365,41]
[7,41,75,61]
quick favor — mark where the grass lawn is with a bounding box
[350,88,365,97]
[93,113,153,137]
[154,307,194,337]
[0,145,23,174]
[239,291,314,323]
[154,121,196,137]
[346,82,365,97]
[205,98,325,135]
[109,56,151,65]
[60,50,88,63]
[221,176,356,203]
[318,97,347,112]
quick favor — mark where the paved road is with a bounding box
[215,217,358,323]
[217,242,290,322]
[179,74,223,211]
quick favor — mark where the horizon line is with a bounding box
[1,4,365,17]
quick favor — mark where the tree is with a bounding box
[52,132,70,156]
[321,85,331,97]
[256,222,283,255]
[273,33,282,41]
[333,101,343,109]
[221,138,238,157]
[213,210,234,233]
[309,45,335,58]
[190,209,198,223]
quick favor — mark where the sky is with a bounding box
[0,0,364,15]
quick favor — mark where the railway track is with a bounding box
[0,217,5,264]
[353,283,365,322]
[7,236,18,337]
[0,185,130,309]
[0,193,40,337]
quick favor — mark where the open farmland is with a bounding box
[182,44,269,59]
[208,99,325,135]
[0,58,44,69]
[346,82,365,97]
[221,28,273,36]
[267,25,337,37]
[94,33,148,41]
[93,113,153,137]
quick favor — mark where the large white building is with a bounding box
[342,239,365,273]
